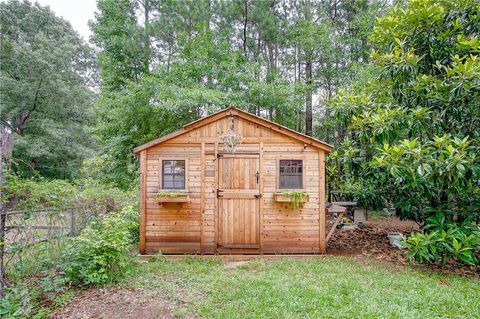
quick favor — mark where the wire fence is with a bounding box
[0,207,92,272]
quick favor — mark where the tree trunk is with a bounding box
[266,41,276,121]
[303,0,313,136]
[143,0,150,72]
[305,57,313,136]
[243,0,248,56]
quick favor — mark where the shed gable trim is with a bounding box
[133,107,333,154]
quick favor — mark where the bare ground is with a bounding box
[327,215,418,263]
[50,287,187,319]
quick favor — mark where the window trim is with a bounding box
[159,157,188,191]
[276,157,306,191]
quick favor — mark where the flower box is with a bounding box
[155,191,189,204]
[274,192,309,206]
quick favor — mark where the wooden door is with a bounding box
[217,154,260,252]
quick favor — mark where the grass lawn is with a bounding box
[117,256,480,319]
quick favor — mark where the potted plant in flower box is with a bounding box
[154,190,189,203]
[274,191,309,208]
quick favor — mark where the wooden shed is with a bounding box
[134,107,333,255]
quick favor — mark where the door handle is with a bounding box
[255,171,259,183]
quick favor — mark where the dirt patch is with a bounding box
[326,216,479,277]
[224,261,248,269]
[369,216,420,233]
[327,216,418,263]
[51,287,191,319]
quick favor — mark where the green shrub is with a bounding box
[0,287,34,318]
[404,214,480,266]
[2,173,136,215]
[61,205,139,286]
[0,276,71,319]
[71,179,137,217]
[0,205,138,318]
[333,178,385,210]
[1,175,138,317]
[374,136,480,222]
[2,173,76,209]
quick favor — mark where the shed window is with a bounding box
[162,160,185,189]
[279,160,303,189]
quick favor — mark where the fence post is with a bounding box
[0,154,7,295]
[0,210,6,297]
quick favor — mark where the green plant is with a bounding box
[0,185,137,318]
[373,136,480,222]
[325,0,480,227]
[281,191,308,209]
[333,178,385,210]
[2,173,136,215]
[61,205,139,286]
[404,217,480,266]
[154,191,187,198]
[0,287,34,318]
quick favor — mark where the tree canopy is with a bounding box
[0,0,96,179]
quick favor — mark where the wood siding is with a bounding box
[142,115,326,254]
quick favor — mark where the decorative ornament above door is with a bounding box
[220,114,243,153]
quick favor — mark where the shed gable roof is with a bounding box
[133,107,333,154]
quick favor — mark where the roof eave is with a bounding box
[133,107,333,154]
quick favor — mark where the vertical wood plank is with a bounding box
[234,199,240,243]
[244,159,250,189]
[223,201,227,244]
[242,159,246,188]
[251,158,256,188]
[259,142,264,254]
[240,198,245,243]
[229,199,234,243]
[214,142,219,253]
[139,150,147,254]
[255,199,259,244]
[319,150,326,253]
[218,200,222,244]
[200,142,205,254]
[245,198,251,243]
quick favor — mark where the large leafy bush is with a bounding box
[404,214,480,266]
[61,205,139,286]
[322,0,480,266]
[373,135,479,222]
[326,0,480,222]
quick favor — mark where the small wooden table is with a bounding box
[331,201,358,207]
[332,201,358,220]
[326,204,347,243]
